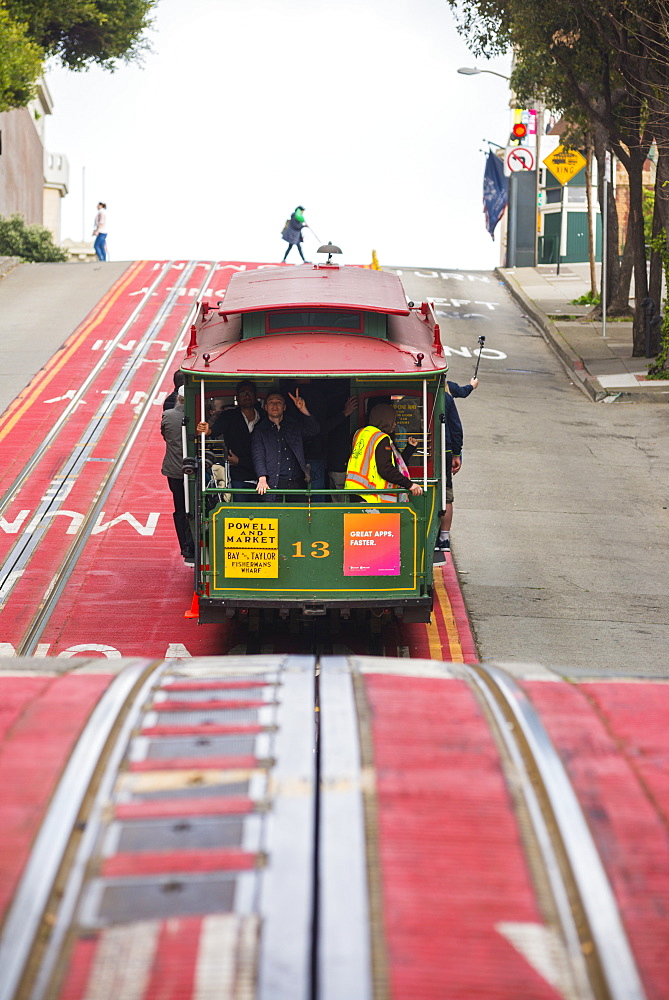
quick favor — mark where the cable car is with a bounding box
[179,250,449,628]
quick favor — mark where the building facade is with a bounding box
[0,79,68,239]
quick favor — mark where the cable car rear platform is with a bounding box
[0,654,667,1000]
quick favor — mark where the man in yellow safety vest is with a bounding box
[344,403,423,503]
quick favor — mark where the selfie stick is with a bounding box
[473,335,485,379]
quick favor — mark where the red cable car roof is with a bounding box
[181,332,447,377]
[218,264,411,316]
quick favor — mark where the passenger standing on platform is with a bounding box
[93,202,108,261]
[161,385,194,565]
[197,380,265,501]
[281,206,309,263]
[345,403,423,502]
[163,370,185,411]
[326,393,359,490]
[252,388,318,498]
[436,377,478,552]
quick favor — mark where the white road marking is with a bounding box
[92,512,160,536]
[0,510,30,533]
[165,642,193,658]
[496,922,578,1000]
[194,915,259,1000]
[44,390,77,403]
[57,644,122,658]
[82,921,160,1000]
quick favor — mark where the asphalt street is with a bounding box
[0,261,128,415]
[389,266,669,674]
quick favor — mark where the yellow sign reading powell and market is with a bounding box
[543,145,587,185]
[224,518,278,578]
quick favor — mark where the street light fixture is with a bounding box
[457,67,510,80]
[459,64,541,267]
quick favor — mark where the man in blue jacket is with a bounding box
[436,377,478,552]
[252,388,319,500]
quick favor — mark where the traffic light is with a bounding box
[510,122,527,143]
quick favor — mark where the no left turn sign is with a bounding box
[505,146,535,174]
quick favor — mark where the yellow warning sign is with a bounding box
[224,518,278,578]
[543,145,587,185]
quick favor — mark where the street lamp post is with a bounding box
[457,67,510,81]
[459,66,542,268]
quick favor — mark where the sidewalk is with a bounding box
[496,263,669,402]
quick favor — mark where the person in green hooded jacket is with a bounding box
[281,206,309,262]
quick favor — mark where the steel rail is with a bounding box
[464,664,594,1000]
[16,262,218,655]
[0,658,166,1000]
[470,663,647,1000]
[0,260,200,610]
[0,261,174,522]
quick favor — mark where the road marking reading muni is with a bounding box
[0,510,161,536]
[92,512,160,535]
[0,511,30,533]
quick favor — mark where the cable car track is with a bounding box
[0,261,217,654]
[465,663,645,1000]
[0,655,647,1000]
[0,261,174,524]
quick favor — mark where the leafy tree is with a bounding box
[643,186,655,247]
[447,0,658,353]
[0,214,68,261]
[0,0,155,110]
[4,0,156,70]
[0,5,43,111]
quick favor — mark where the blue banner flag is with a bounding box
[483,150,508,240]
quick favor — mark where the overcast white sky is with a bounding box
[45,0,511,269]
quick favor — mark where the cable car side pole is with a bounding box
[422,379,428,489]
[473,335,485,379]
[182,419,189,514]
[440,413,447,515]
[200,379,207,493]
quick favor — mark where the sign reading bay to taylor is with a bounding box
[343,512,400,577]
[543,145,587,185]
[224,517,278,578]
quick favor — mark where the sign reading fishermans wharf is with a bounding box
[343,512,401,576]
[224,518,278,577]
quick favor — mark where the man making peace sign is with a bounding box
[252,387,319,500]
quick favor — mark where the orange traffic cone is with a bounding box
[184,592,199,619]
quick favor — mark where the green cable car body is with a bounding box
[179,262,450,625]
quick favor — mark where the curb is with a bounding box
[495,267,600,401]
[496,267,669,403]
[0,257,21,279]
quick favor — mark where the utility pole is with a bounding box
[81,166,86,243]
[602,150,610,338]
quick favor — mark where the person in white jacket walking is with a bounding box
[93,202,108,261]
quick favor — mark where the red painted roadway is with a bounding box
[4,669,668,999]
[0,258,477,664]
[0,673,114,922]
[366,674,562,999]
[521,680,669,1000]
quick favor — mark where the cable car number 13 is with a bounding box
[291,541,330,558]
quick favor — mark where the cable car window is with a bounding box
[391,394,431,459]
[266,310,363,332]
